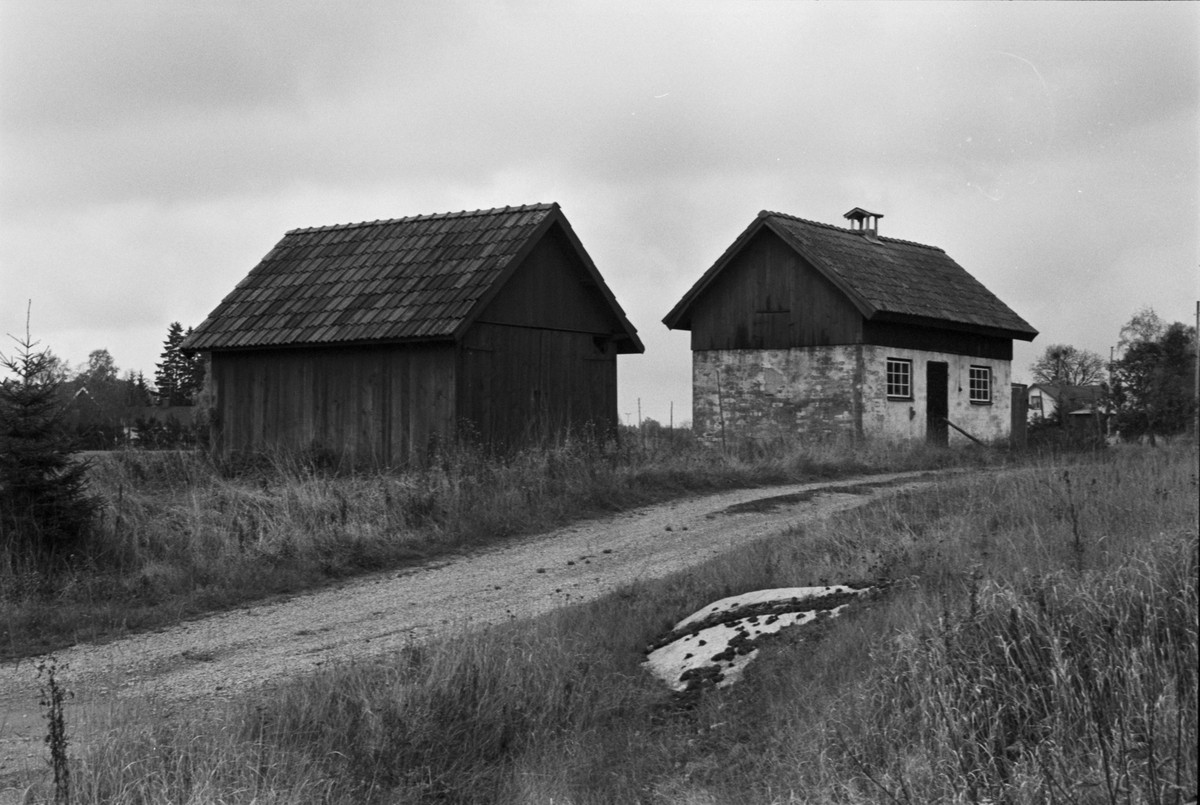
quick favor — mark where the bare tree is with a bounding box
[1029,344,1107,386]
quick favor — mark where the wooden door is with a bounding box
[926,361,948,446]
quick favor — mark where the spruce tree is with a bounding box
[182,326,205,403]
[154,322,205,406]
[154,322,187,406]
[0,321,98,559]
[125,371,153,407]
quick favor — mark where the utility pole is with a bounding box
[638,398,643,449]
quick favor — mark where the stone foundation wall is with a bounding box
[692,347,861,443]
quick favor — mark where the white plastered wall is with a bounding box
[861,345,1012,444]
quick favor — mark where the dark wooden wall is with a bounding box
[863,320,1013,360]
[211,343,456,467]
[1010,383,1028,447]
[460,223,622,446]
[459,323,617,447]
[688,229,863,351]
[476,224,626,336]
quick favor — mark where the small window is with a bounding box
[1029,394,1042,411]
[969,366,992,404]
[886,358,912,400]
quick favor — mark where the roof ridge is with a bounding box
[286,202,558,235]
[760,209,945,253]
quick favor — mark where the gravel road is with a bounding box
[0,469,947,781]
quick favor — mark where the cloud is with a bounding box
[6,1,1193,217]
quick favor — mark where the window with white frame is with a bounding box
[886,358,912,400]
[969,366,992,404]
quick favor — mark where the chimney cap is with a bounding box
[843,207,884,224]
[843,207,883,236]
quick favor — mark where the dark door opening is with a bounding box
[926,361,949,446]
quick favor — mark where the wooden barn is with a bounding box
[663,208,1038,446]
[182,203,643,466]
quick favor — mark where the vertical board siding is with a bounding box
[1010,383,1028,447]
[478,225,625,336]
[459,321,617,447]
[690,229,863,351]
[212,343,456,467]
[462,227,624,446]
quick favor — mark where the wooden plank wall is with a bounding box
[459,321,617,447]
[211,343,456,467]
[1010,383,1028,447]
[689,229,863,351]
[478,225,625,335]
[461,222,623,447]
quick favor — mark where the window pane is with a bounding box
[969,366,991,402]
[887,359,911,398]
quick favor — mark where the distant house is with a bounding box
[1027,383,1109,438]
[182,203,643,466]
[663,208,1038,445]
[1026,383,1104,422]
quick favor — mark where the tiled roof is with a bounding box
[183,203,562,351]
[665,210,1038,339]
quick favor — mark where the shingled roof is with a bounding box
[664,210,1038,340]
[183,203,642,352]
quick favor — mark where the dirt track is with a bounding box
[0,469,951,782]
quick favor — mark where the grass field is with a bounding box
[15,440,1197,804]
[2,432,991,660]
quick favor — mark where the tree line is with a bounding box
[13,321,206,449]
[1028,306,1197,444]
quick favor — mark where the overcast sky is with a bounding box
[2,1,1197,425]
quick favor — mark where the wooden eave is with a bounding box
[198,334,455,354]
[868,310,1039,342]
[662,212,876,331]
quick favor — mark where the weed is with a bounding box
[12,443,1197,804]
[38,656,72,805]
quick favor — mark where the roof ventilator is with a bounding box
[843,207,883,240]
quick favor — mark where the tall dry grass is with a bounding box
[2,432,993,658]
[27,443,1194,805]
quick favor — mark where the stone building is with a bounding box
[663,208,1038,446]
